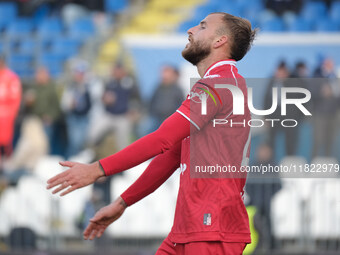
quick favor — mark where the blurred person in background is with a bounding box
[150,65,184,127]
[89,62,140,152]
[311,57,339,157]
[61,60,92,158]
[246,143,281,251]
[77,187,110,247]
[148,65,184,132]
[264,61,292,155]
[291,61,309,79]
[266,0,303,15]
[3,116,48,185]
[0,55,21,168]
[24,67,61,153]
[78,188,105,232]
[282,61,311,155]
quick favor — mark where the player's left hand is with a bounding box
[46,161,104,196]
[83,197,127,240]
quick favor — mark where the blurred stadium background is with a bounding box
[0,0,340,254]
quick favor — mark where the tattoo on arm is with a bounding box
[119,196,128,209]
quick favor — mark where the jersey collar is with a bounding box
[203,59,236,78]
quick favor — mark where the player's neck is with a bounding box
[196,53,230,78]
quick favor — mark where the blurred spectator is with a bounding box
[61,3,89,27]
[64,0,104,12]
[3,116,48,184]
[78,188,105,231]
[291,61,308,79]
[282,61,310,155]
[246,143,281,251]
[323,0,337,9]
[24,67,61,151]
[310,57,339,157]
[0,55,21,166]
[61,61,92,158]
[89,62,140,151]
[77,186,109,246]
[266,0,303,15]
[290,61,310,101]
[264,61,292,155]
[149,65,184,131]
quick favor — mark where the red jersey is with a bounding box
[168,60,251,243]
[0,67,21,145]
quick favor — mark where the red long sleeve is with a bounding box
[121,141,181,206]
[99,112,190,176]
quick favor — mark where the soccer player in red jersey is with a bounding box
[47,12,256,254]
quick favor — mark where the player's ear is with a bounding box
[213,35,228,49]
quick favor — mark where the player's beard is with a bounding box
[182,39,211,66]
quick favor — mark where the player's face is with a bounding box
[182,13,223,65]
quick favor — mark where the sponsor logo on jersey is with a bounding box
[203,213,212,226]
[190,81,222,115]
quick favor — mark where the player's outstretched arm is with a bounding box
[47,111,189,196]
[46,161,105,196]
[99,111,189,176]
[83,196,127,240]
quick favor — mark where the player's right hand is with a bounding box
[83,196,127,240]
[46,161,105,196]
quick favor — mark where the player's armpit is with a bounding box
[100,112,189,176]
[120,141,182,206]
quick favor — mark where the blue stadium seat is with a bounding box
[205,0,221,5]
[315,19,339,32]
[8,53,33,64]
[32,4,51,25]
[287,18,313,32]
[245,17,259,29]
[300,1,327,22]
[8,38,19,52]
[50,37,82,58]
[105,0,128,13]
[282,11,297,27]
[258,10,277,25]
[0,2,17,32]
[243,9,262,28]
[258,10,284,31]
[68,17,95,39]
[0,41,4,53]
[17,38,37,54]
[243,0,264,13]
[8,53,34,78]
[8,37,36,54]
[0,2,17,18]
[330,1,340,25]
[218,2,243,17]
[38,53,66,78]
[37,17,64,38]
[194,4,219,21]
[260,18,285,32]
[39,37,54,53]
[0,19,8,33]
[37,18,64,51]
[6,18,35,38]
